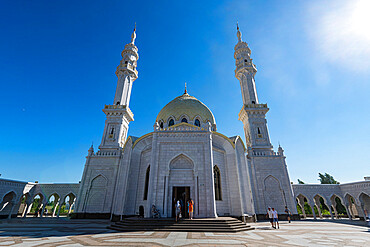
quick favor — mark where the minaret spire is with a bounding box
[131,23,136,45]
[184,82,187,94]
[237,22,242,42]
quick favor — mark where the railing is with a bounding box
[244,103,268,108]
[251,150,280,157]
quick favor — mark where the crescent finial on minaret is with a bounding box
[131,23,137,44]
[237,22,242,42]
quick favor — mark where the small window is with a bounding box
[159,121,164,129]
[194,119,201,127]
[251,101,255,104]
[125,61,128,64]
[257,127,261,134]
[181,118,188,123]
[168,119,175,126]
[244,59,248,63]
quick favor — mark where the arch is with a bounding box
[313,194,330,218]
[143,165,150,200]
[159,121,164,129]
[194,118,201,127]
[296,194,312,218]
[264,175,281,190]
[344,193,359,219]
[0,191,17,218]
[330,194,347,218]
[358,192,370,219]
[90,174,108,187]
[28,193,44,217]
[214,165,222,200]
[181,118,188,123]
[263,176,285,213]
[59,193,76,216]
[169,154,194,170]
[168,118,175,127]
[86,174,108,212]
[1,191,17,202]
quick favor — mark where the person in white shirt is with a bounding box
[266,207,273,228]
[272,207,279,229]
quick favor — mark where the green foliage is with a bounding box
[29,198,40,213]
[318,173,339,184]
[297,179,305,184]
[335,197,347,214]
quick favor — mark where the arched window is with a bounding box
[257,127,261,134]
[214,166,222,200]
[194,119,201,127]
[143,166,150,200]
[181,118,188,123]
[168,119,174,126]
[159,121,164,129]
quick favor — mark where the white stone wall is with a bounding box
[249,153,297,215]
[75,153,120,214]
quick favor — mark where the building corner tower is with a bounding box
[75,27,139,218]
[234,25,297,219]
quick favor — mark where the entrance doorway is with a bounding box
[172,186,190,218]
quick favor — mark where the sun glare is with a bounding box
[311,0,370,72]
[349,0,370,41]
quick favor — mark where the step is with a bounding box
[108,225,254,233]
[115,221,244,227]
[111,224,251,230]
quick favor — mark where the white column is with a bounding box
[7,202,15,219]
[206,126,217,218]
[346,204,353,220]
[163,175,169,218]
[310,204,316,220]
[40,203,47,218]
[57,203,62,217]
[52,201,60,217]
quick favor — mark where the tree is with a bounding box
[297,179,305,184]
[318,173,339,184]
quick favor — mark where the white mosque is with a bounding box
[73,25,296,220]
[1,25,369,222]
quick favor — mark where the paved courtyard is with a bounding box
[0,218,369,246]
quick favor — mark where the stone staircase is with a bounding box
[108,217,254,232]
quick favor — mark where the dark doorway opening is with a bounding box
[172,186,190,218]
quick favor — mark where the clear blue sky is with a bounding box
[1,0,369,184]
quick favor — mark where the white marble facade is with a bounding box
[73,26,297,220]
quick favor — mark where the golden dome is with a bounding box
[156,93,216,125]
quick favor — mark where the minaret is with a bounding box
[99,26,139,149]
[235,25,272,150]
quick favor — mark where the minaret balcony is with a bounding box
[103,105,134,122]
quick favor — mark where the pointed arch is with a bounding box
[86,174,108,212]
[263,175,285,212]
[143,165,150,200]
[214,165,222,200]
[169,154,194,170]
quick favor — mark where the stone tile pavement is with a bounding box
[0,218,369,246]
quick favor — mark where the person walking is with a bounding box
[285,206,292,223]
[272,207,279,229]
[188,198,194,220]
[175,200,182,223]
[267,207,274,228]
